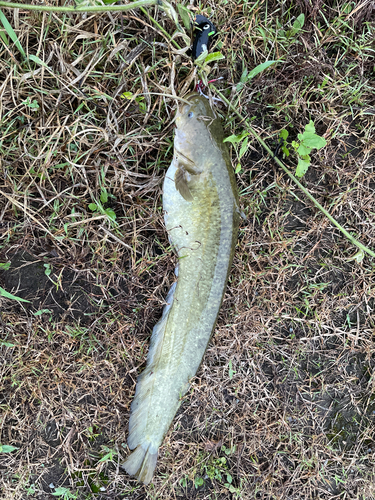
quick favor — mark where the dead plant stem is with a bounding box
[0,0,162,13]
[213,87,375,260]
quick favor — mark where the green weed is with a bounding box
[0,286,30,303]
[0,444,18,453]
[279,120,327,178]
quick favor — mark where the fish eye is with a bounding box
[188,112,194,118]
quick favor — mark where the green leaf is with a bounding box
[281,144,290,157]
[247,60,279,80]
[0,341,16,347]
[100,190,108,203]
[240,68,248,82]
[138,100,146,113]
[121,92,133,100]
[176,3,192,30]
[297,143,312,156]
[286,13,305,38]
[0,27,9,46]
[0,9,25,58]
[194,48,208,66]
[257,26,267,44]
[204,51,225,64]
[98,452,113,462]
[300,133,327,149]
[291,13,305,35]
[280,129,289,140]
[223,131,249,144]
[22,97,39,110]
[228,359,235,380]
[44,264,52,277]
[54,162,69,169]
[88,203,98,211]
[0,262,10,270]
[346,249,365,263]
[52,487,70,497]
[34,309,52,316]
[239,136,249,158]
[105,208,116,221]
[236,67,248,92]
[0,444,18,453]
[296,158,310,178]
[194,477,204,488]
[29,54,49,68]
[0,286,30,303]
[235,163,241,174]
[304,120,315,134]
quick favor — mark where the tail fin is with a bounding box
[122,444,158,485]
[124,281,177,484]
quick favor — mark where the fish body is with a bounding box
[123,93,239,484]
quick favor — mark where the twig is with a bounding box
[99,225,132,250]
[0,189,64,244]
[139,6,181,50]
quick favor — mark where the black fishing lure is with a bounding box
[191,14,217,60]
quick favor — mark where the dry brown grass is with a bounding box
[1,1,375,499]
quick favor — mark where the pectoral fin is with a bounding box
[175,150,197,173]
[175,167,193,202]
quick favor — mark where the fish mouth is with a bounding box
[177,92,199,115]
[185,92,199,102]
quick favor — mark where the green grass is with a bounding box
[0,0,375,499]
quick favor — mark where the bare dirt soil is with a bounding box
[1,1,375,499]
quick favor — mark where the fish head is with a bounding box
[176,93,214,129]
[174,93,217,164]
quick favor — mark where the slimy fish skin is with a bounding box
[122,93,239,485]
